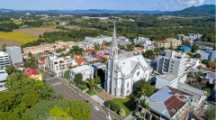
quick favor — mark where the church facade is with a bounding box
[105,22,153,97]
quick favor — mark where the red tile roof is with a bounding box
[24,68,38,76]
[165,95,185,116]
[75,55,85,65]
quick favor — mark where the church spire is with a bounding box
[111,21,118,58]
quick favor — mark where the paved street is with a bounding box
[44,74,120,120]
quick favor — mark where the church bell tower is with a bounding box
[106,21,119,96]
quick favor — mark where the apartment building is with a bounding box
[0,51,10,69]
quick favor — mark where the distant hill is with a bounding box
[0,4,215,16]
[165,4,216,16]
[0,8,14,13]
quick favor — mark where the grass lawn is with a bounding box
[0,31,38,45]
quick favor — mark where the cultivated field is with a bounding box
[0,31,38,45]
[14,27,58,36]
[0,27,58,45]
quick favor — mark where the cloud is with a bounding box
[177,0,206,6]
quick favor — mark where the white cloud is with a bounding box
[177,0,206,6]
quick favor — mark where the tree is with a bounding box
[94,44,101,51]
[87,76,100,94]
[69,46,84,56]
[191,44,199,53]
[5,65,17,75]
[143,50,154,59]
[74,74,87,90]
[119,108,126,117]
[133,80,156,97]
[49,106,69,120]
[205,107,216,120]
[63,70,70,80]
[207,61,216,69]
[193,53,201,58]
[74,74,83,85]
[24,53,37,68]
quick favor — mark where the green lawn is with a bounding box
[0,31,38,44]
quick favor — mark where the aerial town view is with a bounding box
[0,0,215,120]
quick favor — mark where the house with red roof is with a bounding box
[146,86,192,120]
[24,68,42,81]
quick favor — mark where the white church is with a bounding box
[105,22,153,97]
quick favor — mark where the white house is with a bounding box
[105,23,153,97]
[70,65,94,81]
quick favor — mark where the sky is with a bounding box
[0,0,215,11]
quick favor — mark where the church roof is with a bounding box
[116,54,152,78]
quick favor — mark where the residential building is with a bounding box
[70,65,94,81]
[177,33,202,44]
[133,37,155,51]
[197,48,216,61]
[156,50,200,89]
[156,38,181,49]
[0,51,10,69]
[23,41,75,57]
[147,86,193,120]
[84,35,112,48]
[0,70,8,91]
[118,36,131,46]
[6,46,23,65]
[157,50,188,76]
[45,54,77,77]
[106,23,153,97]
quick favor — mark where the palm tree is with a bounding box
[87,76,100,92]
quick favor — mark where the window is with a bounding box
[137,71,140,76]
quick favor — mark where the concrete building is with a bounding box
[70,65,94,81]
[197,48,216,61]
[156,50,200,89]
[177,33,202,43]
[0,70,8,91]
[157,50,189,76]
[6,46,23,65]
[45,54,77,77]
[0,51,10,69]
[106,23,152,97]
[156,38,182,49]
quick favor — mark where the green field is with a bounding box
[0,31,38,44]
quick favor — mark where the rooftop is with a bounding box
[148,86,191,119]
[24,68,39,76]
[71,65,92,73]
[156,74,178,81]
[0,51,9,56]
